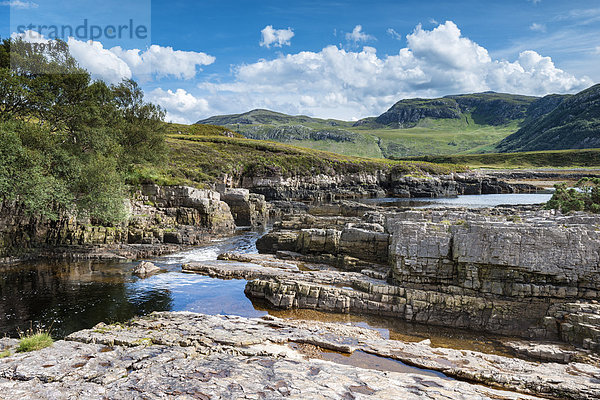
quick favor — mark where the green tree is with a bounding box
[0,37,167,225]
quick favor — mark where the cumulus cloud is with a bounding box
[67,38,133,84]
[11,30,215,84]
[110,45,215,80]
[345,25,374,43]
[260,25,294,48]
[146,88,209,124]
[182,21,591,121]
[0,0,38,9]
[529,23,546,32]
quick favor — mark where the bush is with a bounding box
[545,178,600,213]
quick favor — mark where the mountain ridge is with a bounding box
[497,84,600,152]
[195,86,597,158]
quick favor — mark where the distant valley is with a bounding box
[197,84,600,159]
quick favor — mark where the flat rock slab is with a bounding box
[1,312,599,399]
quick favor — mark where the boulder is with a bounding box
[132,261,160,277]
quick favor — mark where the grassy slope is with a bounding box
[352,115,519,157]
[223,115,518,159]
[497,84,600,152]
[400,148,600,169]
[129,130,465,188]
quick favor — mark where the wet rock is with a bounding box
[132,261,160,277]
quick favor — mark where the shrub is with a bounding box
[545,178,600,213]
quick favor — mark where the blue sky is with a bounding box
[1,0,599,123]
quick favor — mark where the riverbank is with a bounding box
[1,311,599,399]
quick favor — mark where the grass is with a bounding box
[16,331,53,353]
[0,349,11,358]
[398,148,600,169]
[221,114,520,159]
[128,134,466,188]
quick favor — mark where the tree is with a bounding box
[0,37,167,224]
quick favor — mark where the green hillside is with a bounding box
[129,134,465,188]
[497,84,600,152]
[400,148,600,169]
[196,92,557,159]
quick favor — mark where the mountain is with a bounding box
[197,109,346,127]
[195,87,597,158]
[497,85,600,152]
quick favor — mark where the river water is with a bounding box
[0,193,553,356]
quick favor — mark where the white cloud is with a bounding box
[0,0,38,9]
[11,30,130,84]
[345,25,374,43]
[67,38,133,84]
[260,25,294,48]
[146,88,209,124]
[595,46,600,54]
[185,21,590,121]
[386,28,402,40]
[110,45,215,80]
[429,18,439,25]
[529,23,546,32]
[529,0,541,4]
[11,30,215,84]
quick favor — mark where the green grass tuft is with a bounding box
[16,331,53,353]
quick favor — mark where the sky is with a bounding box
[1,0,599,123]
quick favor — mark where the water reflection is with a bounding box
[359,192,554,208]
[0,229,265,338]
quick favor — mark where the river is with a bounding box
[0,193,553,356]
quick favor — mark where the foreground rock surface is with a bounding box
[3,312,599,399]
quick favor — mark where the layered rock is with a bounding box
[240,172,538,202]
[0,184,235,260]
[250,206,600,349]
[2,312,598,399]
[220,188,268,227]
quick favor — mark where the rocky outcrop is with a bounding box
[240,171,538,202]
[132,261,160,277]
[249,205,600,349]
[0,184,235,260]
[257,223,389,266]
[220,188,268,227]
[2,312,598,399]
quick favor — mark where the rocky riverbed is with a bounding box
[208,201,600,353]
[2,173,600,398]
[1,311,599,399]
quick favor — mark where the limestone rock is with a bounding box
[132,261,160,277]
[1,312,595,399]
